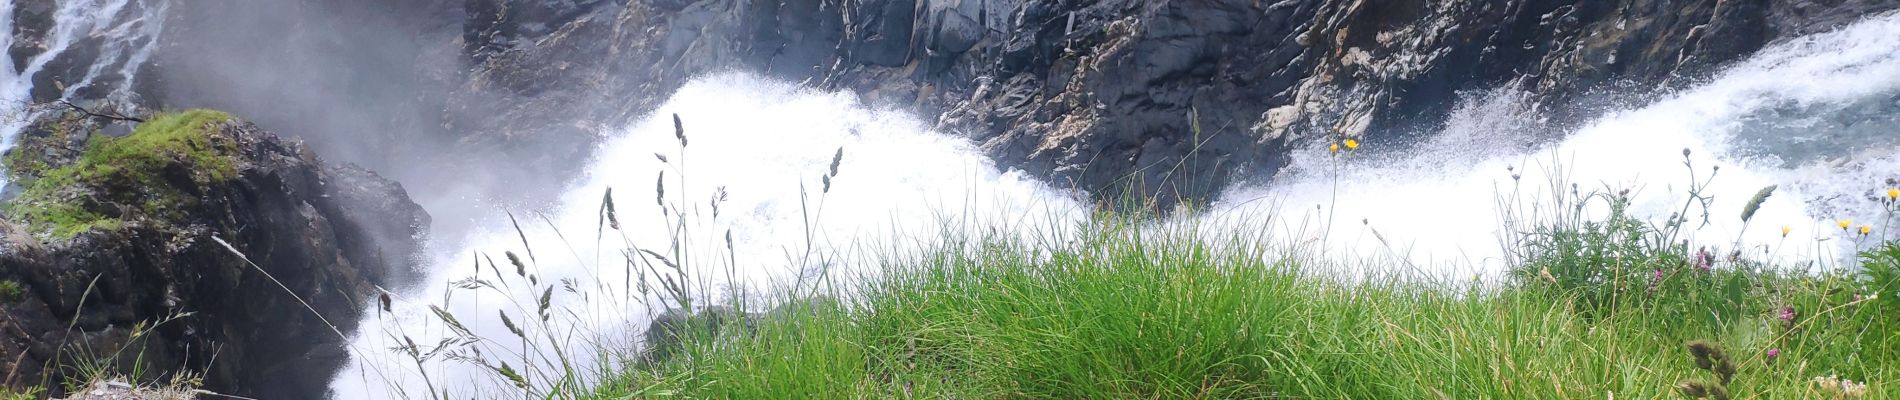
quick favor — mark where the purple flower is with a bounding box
[1766,348,1781,362]
[1779,306,1798,325]
[1694,248,1714,273]
[1652,269,1664,283]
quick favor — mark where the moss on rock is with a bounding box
[0,279,22,304]
[3,109,237,241]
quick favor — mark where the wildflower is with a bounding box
[1860,225,1872,236]
[1694,248,1714,273]
[1814,375,1871,399]
[1765,348,1780,362]
[1782,225,1791,237]
[1888,188,1898,202]
[1344,138,1360,150]
[1840,219,1853,230]
[1853,292,1883,305]
[1652,269,1665,284]
[1329,142,1340,155]
[1778,306,1797,326]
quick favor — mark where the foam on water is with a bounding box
[330,74,1089,398]
[1214,10,1900,278]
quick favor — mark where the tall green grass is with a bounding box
[587,215,1896,399]
[566,148,1900,399]
[381,120,1896,399]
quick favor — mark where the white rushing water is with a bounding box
[333,11,1900,398]
[330,74,1089,398]
[1214,10,1900,279]
[0,0,168,188]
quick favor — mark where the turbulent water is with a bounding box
[1216,10,1900,278]
[0,0,167,188]
[329,74,1089,398]
[330,11,1900,397]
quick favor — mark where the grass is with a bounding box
[0,387,40,400]
[588,221,1897,399]
[2,109,235,240]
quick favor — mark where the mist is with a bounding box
[148,0,558,244]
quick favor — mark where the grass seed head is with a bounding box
[1741,185,1776,222]
[1686,340,1718,371]
[656,171,667,208]
[829,147,844,177]
[673,113,687,148]
[507,251,526,277]
[1676,379,1709,398]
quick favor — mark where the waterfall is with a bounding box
[1213,10,1900,279]
[327,9,1900,399]
[329,73,1090,398]
[0,0,169,188]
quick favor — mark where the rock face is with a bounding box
[0,110,428,399]
[444,0,1898,208]
[16,0,1893,210]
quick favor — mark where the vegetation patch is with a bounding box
[0,279,23,304]
[0,386,42,400]
[585,228,1898,399]
[3,110,236,241]
[2,111,84,178]
[575,151,1899,399]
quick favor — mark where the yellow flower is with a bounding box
[1329,143,1340,155]
[1782,226,1791,237]
[1861,225,1873,236]
[1345,139,1360,150]
[1840,219,1853,230]
[1888,188,1898,201]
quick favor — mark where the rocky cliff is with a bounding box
[22,0,1889,211]
[0,110,428,399]
[10,0,1895,210]
[446,0,1898,208]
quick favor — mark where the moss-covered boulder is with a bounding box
[4,110,238,240]
[0,109,429,399]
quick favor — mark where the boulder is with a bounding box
[0,109,428,399]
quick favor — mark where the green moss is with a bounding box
[64,109,237,186]
[3,112,85,178]
[2,145,48,178]
[0,279,22,304]
[3,110,236,241]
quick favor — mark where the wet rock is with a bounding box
[444,0,1897,210]
[637,306,757,366]
[0,110,429,399]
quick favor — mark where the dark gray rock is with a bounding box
[440,0,1897,210]
[0,110,429,399]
